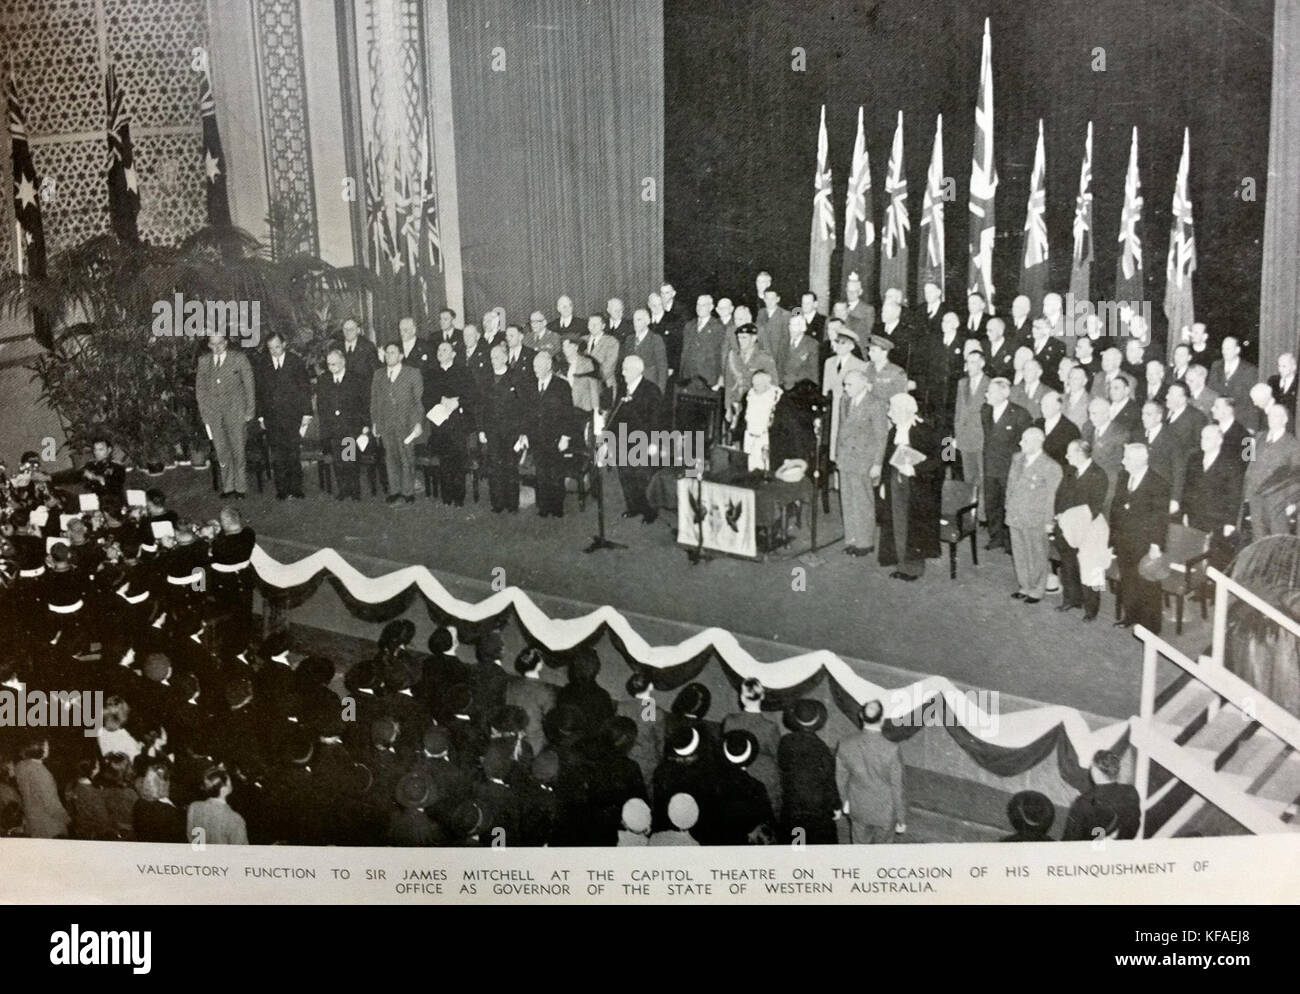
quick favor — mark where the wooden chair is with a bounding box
[938,480,980,579]
[1160,522,1212,635]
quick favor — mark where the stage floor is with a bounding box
[158,463,1208,720]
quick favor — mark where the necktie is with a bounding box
[335,375,342,385]
[215,355,223,369]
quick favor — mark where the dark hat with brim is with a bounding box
[723,729,758,767]
[396,771,432,809]
[785,698,827,733]
[869,335,895,352]
[1007,790,1055,834]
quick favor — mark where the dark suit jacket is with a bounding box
[1182,451,1245,534]
[1218,419,1250,463]
[396,335,434,371]
[422,361,477,447]
[527,376,579,451]
[480,371,527,445]
[1143,425,1189,501]
[255,351,312,431]
[340,339,379,381]
[983,338,1017,381]
[1110,469,1172,561]
[624,331,669,393]
[1164,405,1207,462]
[1036,415,1081,465]
[1055,460,1109,517]
[1029,337,1067,389]
[1269,373,1298,425]
[981,402,1035,478]
[1208,358,1259,428]
[1109,398,1142,436]
[916,331,965,422]
[315,368,370,444]
[1062,782,1141,841]
[610,378,663,437]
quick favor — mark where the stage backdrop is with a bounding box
[447,0,664,324]
[664,0,1272,354]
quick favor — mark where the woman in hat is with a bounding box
[877,392,943,581]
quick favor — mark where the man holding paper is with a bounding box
[524,351,579,518]
[370,343,424,506]
[195,331,256,498]
[316,347,370,501]
[80,437,125,505]
[255,331,313,500]
[479,343,528,513]
[877,392,942,580]
[423,342,475,506]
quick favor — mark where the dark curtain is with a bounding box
[447,0,664,324]
[1260,0,1300,374]
[665,0,1271,356]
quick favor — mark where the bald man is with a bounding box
[1005,426,1063,603]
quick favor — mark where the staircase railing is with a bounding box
[1133,621,1300,836]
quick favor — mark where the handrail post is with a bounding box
[1210,571,1229,669]
[1134,636,1158,838]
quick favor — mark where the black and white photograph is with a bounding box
[0,0,1297,920]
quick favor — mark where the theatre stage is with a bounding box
[161,464,1207,721]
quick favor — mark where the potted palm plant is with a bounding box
[1,224,375,471]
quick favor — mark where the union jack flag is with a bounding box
[967,18,997,306]
[364,140,399,274]
[842,105,874,300]
[417,126,442,271]
[880,110,909,301]
[1116,126,1144,298]
[1164,128,1195,350]
[808,104,833,314]
[918,114,945,300]
[1068,121,1093,306]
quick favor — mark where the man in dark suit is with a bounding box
[1110,442,1171,633]
[607,355,662,523]
[917,282,945,340]
[1162,383,1208,471]
[1210,396,1250,463]
[1061,749,1140,841]
[981,378,1035,552]
[605,297,632,342]
[1006,294,1034,344]
[551,294,583,338]
[316,346,370,500]
[982,317,1016,382]
[1208,336,1261,432]
[423,342,476,506]
[1035,390,1081,465]
[478,343,528,513]
[1182,423,1245,569]
[433,308,462,352]
[501,324,537,389]
[915,311,965,435]
[255,332,313,500]
[1140,401,1187,513]
[796,292,826,342]
[1268,352,1298,427]
[964,292,990,341]
[1055,438,1109,620]
[395,316,432,371]
[340,318,379,381]
[623,308,668,394]
[525,351,578,518]
[1027,319,1066,390]
[1106,377,1142,437]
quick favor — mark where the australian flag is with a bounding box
[199,70,231,227]
[106,64,140,243]
[8,75,52,349]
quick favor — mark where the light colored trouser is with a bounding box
[210,411,247,494]
[1010,523,1050,597]
[960,448,984,517]
[840,468,876,548]
[384,438,417,497]
[849,820,895,844]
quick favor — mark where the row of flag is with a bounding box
[9,65,234,346]
[363,127,443,279]
[807,19,1197,347]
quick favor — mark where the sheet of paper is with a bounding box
[427,404,450,427]
[150,520,175,541]
[126,488,147,507]
[78,493,100,512]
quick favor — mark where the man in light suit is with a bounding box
[1006,426,1063,603]
[835,700,906,844]
[584,313,621,408]
[370,343,424,505]
[843,271,875,338]
[622,308,668,393]
[1061,365,1092,430]
[680,295,726,390]
[196,331,257,498]
[823,328,869,463]
[836,369,889,556]
[1184,365,1219,419]
[953,350,988,512]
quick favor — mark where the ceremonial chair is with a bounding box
[938,479,980,579]
[1159,522,1212,635]
[672,388,725,448]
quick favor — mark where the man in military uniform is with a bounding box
[80,437,125,506]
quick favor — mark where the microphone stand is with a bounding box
[584,395,627,554]
[800,410,827,566]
